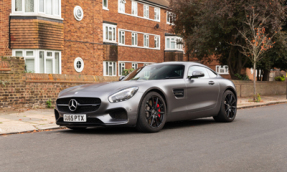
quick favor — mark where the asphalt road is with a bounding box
[1,104,287,172]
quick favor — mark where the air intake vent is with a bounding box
[173,89,184,98]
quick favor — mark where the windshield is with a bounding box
[123,64,185,81]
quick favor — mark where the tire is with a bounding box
[213,90,237,122]
[67,127,87,130]
[136,92,167,133]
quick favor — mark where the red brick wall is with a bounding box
[0,0,12,56]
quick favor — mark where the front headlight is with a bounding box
[108,87,139,103]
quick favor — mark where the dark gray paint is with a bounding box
[55,62,237,127]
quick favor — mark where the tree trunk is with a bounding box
[253,62,257,101]
[262,69,270,81]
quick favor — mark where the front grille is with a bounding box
[56,97,101,114]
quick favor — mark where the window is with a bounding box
[165,36,183,51]
[103,0,108,9]
[188,66,209,79]
[74,57,84,73]
[103,24,117,43]
[132,63,138,69]
[12,0,61,18]
[132,33,137,46]
[13,49,61,74]
[143,5,149,18]
[119,62,125,76]
[104,61,117,76]
[154,36,160,48]
[119,31,125,45]
[167,11,176,24]
[154,7,160,21]
[119,0,125,13]
[207,69,218,78]
[216,65,229,74]
[144,35,149,47]
[131,1,137,16]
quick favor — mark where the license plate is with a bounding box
[63,114,86,122]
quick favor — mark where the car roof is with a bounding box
[153,61,205,66]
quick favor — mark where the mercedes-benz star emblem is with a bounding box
[69,99,78,112]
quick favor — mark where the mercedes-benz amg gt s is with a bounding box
[55,62,237,132]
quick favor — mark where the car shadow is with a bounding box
[60,118,217,135]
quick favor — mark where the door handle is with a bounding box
[209,81,215,85]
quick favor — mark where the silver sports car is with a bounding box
[55,62,237,132]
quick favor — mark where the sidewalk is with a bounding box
[0,95,286,135]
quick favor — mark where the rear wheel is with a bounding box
[213,90,237,122]
[136,92,167,133]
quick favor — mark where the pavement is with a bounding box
[1,103,287,172]
[0,95,286,135]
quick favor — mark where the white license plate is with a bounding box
[63,114,86,122]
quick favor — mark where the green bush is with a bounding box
[275,76,285,81]
[234,73,249,81]
[122,68,134,76]
[255,93,261,102]
[46,99,52,108]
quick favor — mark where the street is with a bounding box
[1,104,287,172]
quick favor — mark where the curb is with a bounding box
[237,101,287,109]
[0,126,67,136]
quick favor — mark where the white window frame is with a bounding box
[144,34,149,47]
[216,65,229,75]
[154,7,160,21]
[119,30,125,45]
[131,1,137,16]
[131,32,138,46]
[103,61,117,76]
[167,11,175,25]
[118,0,125,13]
[154,36,160,49]
[103,23,117,43]
[132,63,138,70]
[103,0,108,10]
[165,36,183,51]
[118,62,125,76]
[11,0,62,19]
[12,49,61,74]
[143,5,149,18]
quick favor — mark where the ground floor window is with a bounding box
[13,49,61,74]
[132,63,138,69]
[119,62,125,76]
[103,61,117,76]
[216,65,229,74]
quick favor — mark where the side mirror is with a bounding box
[119,76,125,81]
[189,71,205,79]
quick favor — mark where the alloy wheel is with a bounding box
[224,94,237,119]
[145,95,165,128]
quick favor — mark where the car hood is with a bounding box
[58,81,145,98]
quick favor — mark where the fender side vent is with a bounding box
[173,89,184,98]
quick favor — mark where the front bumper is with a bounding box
[54,92,144,127]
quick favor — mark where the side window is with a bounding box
[207,69,217,78]
[188,66,209,79]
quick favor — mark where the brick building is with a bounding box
[0,0,230,77]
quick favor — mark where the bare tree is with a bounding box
[231,6,283,101]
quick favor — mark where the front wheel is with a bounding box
[136,92,167,133]
[213,90,237,122]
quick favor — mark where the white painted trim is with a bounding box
[216,65,229,75]
[118,44,160,50]
[118,61,156,64]
[118,28,160,37]
[103,23,117,43]
[103,61,117,76]
[165,36,184,51]
[103,0,108,10]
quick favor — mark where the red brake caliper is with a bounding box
[157,104,161,117]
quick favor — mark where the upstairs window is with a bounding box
[216,65,229,74]
[119,0,125,13]
[143,5,149,18]
[119,31,125,45]
[144,35,149,47]
[103,24,117,43]
[132,33,138,46]
[131,1,137,16]
[103,0,108,9]
[154,36,160,48]
[167,11,176,25]
[165,36,183,51]
[13,0,61,18]
[154,8,160,21]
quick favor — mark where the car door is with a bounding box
[185,66,220,116]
